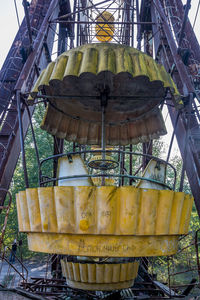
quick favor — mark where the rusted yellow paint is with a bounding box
[66,279,135,291]
[118,187,140,234]
[60,259,139,290]
[75,186,96,234]
[25,188,41,232]
[50,55,69,81]
[16,193,25,232]
[17,186,193,236]
[138,189,159,235]
[17,186,193,257]
[155,190,174,234]
[38,187,57,232]
[54,186,75,232]
[92,177,115,186]
[27,233,179,257]
[179,194,193,232]
[169,192,185,234]
[29,43,180,102]
[27,43,182,146]
[96,186,117,234]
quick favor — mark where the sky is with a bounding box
[0,0,199,157]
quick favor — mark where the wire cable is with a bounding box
[14,0,23,42]
[193,0,200,29]
[14,0,21,29]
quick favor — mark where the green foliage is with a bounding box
[1,274,15,288]
[1,104,54,258]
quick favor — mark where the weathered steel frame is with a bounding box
[0,0,60,203]
[149,0,200,216]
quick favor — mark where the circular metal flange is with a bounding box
[88,159,119,170]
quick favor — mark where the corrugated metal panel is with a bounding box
[16,186,193,235]
[28,43,182,145]
[60,259,139,290]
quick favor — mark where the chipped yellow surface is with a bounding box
[66,279,135,291]
[28,233,179,257]
[27,43,182,146]
[30,43,180,101]
[25,189,41,232]
[92,177,115,186]
[60,259,139,290]
[17,186,193,257]
[17,186,193,236]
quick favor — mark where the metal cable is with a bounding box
[193,0,200,29]
[14,0,21,30]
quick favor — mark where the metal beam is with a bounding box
[0,0,59,203]
[151,0,200,216]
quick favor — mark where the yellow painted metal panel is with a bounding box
[17,186,193,238]
[63,51,82,77]
[112,264,120,282]
[118,187,140,234]
[38,187,57,232]
[54,186,75,233]
[96,186,117,234]
[66,278,135,290]
[60,259,67,278]
[137,189,159,235]
[96,264,104,283]
[179,194,194,233]
[169,192,185,234]
[50,55,68,82]
[98,48,115,73]
[79,47,98,75]
[155,190,174,234]
[26,189,41,232]
[87,263,96,283]
[66,262,74,280]
[28,233,179,257]
[16,193,24,232]
[72,263,80,281]
[104,264,112,283]
[18,191,30,232]
[120,264,127,282]
[28,69,46,102]
[79,263,88,282]
[39,61,55,88]
[75,186,96,233]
